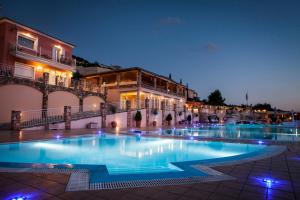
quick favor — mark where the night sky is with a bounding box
[1,0,300,111]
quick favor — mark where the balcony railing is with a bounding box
[10,44,75,68]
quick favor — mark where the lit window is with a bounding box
[17,33,37,50]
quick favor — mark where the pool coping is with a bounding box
[0,134,287,191]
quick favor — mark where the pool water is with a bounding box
[0,134,265,174]
[160,125,300,141]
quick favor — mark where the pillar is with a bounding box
[137,71,142,109]
[161,101,166,126]
[64,106,71,130]
[100,102,107,128]
[183,104,187,121]
[42,72,49,129]
[11,110,21,131]
[145,98,150,127]
[198,106,201,123]
[174,103,177,126]
[126,100,132,128]
[79,96,83,112]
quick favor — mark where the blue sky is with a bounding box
[2,0,300,111]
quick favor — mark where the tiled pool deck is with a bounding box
[0,128,300,200]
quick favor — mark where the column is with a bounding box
[100,102,107,128]
[145,98,150,127]
[79,96,83,112]
[198,106,201,123]
[116,73,120,88]
[11,110,21,131]
[183,104,187,121]
[161,101,166,126]
[136,71,142,109]
[154,78,157,90]
[174,103,177,126]
[64,106,71,130]
[42,72,49,129]
[126,100,131,128]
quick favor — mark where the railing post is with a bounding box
[145,98,150,127]
[161,101,166,126]
[174,103,177,126]
[100,102,107,128]
[11,110,21,131]
[198,106,201,123]
[64,106,71,130]
[126,100,131,128]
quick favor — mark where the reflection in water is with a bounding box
[161,126,300,141]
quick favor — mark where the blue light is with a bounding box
[190,136,194,140]
[98,130,102,134]
[56,135,61,139]
[263,178,276,188]
[11,196,27,200]
[258,140,263,144]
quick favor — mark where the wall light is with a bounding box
[37,66,43,71]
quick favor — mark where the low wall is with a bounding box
[107,112,127,128]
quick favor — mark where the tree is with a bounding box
[207,89,225,106]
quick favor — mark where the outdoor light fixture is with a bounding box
[258,140,263,144]
[11,196,28,200]
[190,136,194,140]
[98,130,102,134]
[56,135,61,139]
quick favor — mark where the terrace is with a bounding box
[0,127,299,200]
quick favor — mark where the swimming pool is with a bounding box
[0,134,266,175]
[158,125,300,141]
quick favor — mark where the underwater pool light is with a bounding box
[11,196,28,200]
[98,130,102,134]
[56,135,61,139]
[258,140,263,144]
[190,136,194,140]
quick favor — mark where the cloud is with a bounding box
[159,16,184,25]
[204,43,218,53]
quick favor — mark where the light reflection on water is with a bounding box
[160,125,300,141]
[0,134,265,174]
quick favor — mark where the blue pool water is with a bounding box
[0,134,265,174]
[159,125,300,141]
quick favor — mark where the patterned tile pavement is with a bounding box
[0,129,300,200]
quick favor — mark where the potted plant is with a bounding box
[187,115,192,124]
[134,110,142,128]
[166,113,172,126]
[111,121,117,128]
[152,121,157,127]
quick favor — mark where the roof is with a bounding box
[0,17,76,48]
[84,66,185,87]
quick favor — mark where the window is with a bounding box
[17,33,37,50]
[14,62,34,79]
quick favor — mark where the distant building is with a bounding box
[81,67,187,111]
[0,17,75,87]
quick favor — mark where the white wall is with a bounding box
[106,112,127,128]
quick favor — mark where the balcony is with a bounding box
[10,44,76,72]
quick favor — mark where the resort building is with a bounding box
[0,17,75,87]
[0,18,105,127]
[81,67,187,111]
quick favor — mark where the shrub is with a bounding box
[135,110,142,121]
[187,115,192,122]
[166,113,172,122]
